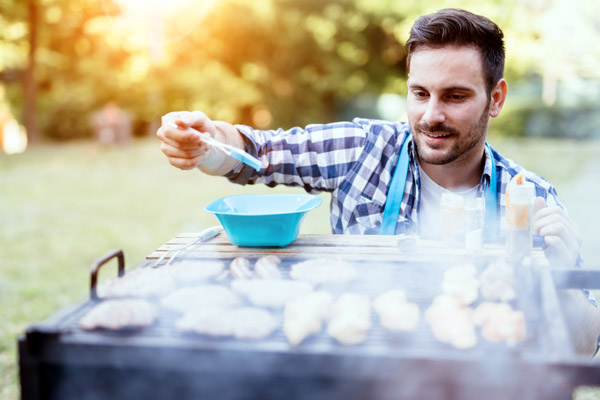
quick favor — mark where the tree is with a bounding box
[2,0,598,141]
[24,0,39,142]
[0,0,30,140]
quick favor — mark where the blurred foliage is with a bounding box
[493,102,600,139]
[0,0,599,141]
[0,0,409,139]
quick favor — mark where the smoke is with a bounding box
[24,250,598,399]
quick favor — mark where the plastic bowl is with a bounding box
[204,194,322,247]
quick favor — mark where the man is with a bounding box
[157,8,599,355]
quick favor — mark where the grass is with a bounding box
[1,136,599,399]
[0,137,330,400]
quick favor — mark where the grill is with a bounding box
[19,234,600,400]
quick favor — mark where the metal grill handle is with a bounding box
[90,249,125,300]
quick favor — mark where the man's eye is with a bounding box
[413,91,428,99]
[448,94,466,101]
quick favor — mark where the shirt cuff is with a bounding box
[224,125,260,183]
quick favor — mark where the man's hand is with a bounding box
[533,197,583,268]
[157,111,244,176]
[157,111,219,171]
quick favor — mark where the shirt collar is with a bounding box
[482,143,495,188]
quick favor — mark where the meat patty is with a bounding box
[79,299,157,330]
[160,284,242,314]
[97,268,177,298]
[327,293,371,345]
[479,261,516,302]
[165,260,225,283]
[373,289,420,332]
[176,307,279,339]
[255,255,282,279]
[425,294,477,349]
[441,263,480,306]
[473,301,526,345]
[230,257,254,280]
[284,291,334,346]
[231,279,313,308]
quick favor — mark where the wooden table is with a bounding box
[146,229,548,264]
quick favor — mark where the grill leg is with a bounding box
[18,335,41,400]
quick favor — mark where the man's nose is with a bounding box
[422,99,446,125]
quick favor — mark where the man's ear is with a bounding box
[489,79,508,118]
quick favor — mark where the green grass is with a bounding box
[1,136,599,399]
[0,138,330,400]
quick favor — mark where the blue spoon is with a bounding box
[172,123,261,171]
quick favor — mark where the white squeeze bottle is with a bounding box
[505,173,535,259]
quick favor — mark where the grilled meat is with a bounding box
[97,268,177,298]
[231,279,313,308]
[176,306,279,339]
[441,264,480,306]
[160,285,242,314]
[255,255,283,279]
[473,301,526,345]
[79,299,157,330]
[230,257,254,280]
[425,294,477,349]
[327,293,371,345]
[479,261,517,302]
[165,260,225,283]
[373,289,420,332]
[284,291,334,346]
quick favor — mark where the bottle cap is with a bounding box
[509,181,535,204]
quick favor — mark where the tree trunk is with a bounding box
[24,0,39,143]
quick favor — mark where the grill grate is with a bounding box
[21,239,600,400]
[52,256,546,360]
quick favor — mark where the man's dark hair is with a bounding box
[406,8,505,95]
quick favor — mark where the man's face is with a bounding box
[406,45,491,168]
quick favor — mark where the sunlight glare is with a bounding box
[115,0,203,14]
[2,119,28,154]
[105,0,218,51]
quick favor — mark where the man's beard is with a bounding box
[412,105,490,166]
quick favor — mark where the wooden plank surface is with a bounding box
[145,232,537,263]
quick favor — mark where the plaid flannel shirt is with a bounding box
[227,118,599,318]
[228,118,562,236]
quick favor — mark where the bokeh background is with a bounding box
[1,0,599,398]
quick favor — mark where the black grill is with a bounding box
[19,248,600,400]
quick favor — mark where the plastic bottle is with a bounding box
[506,173,535,259]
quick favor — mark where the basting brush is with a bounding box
[171,123,262,171]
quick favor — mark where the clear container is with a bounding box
[440,192,465,247]
[464,197,485,250]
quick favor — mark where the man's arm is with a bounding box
[532,198,600,355]
[156,111,244,176]
[558,289,600,356]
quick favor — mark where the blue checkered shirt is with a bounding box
[227,117,599,349]
[228,118,563,236]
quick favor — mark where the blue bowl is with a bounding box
[204,194,322,247]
